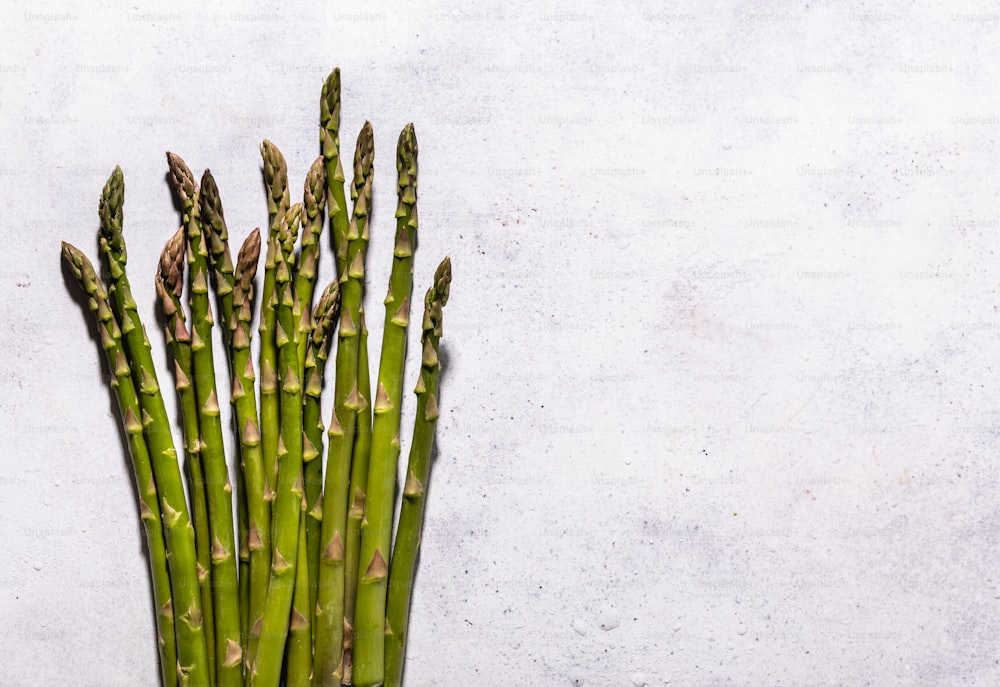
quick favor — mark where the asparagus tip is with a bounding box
[165,151,197,203]
[98,167,125,248]
[157,227,186,299]
[434,256,452,306]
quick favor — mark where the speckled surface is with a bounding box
[3,2,1000,685]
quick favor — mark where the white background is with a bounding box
[3,1,1000,685]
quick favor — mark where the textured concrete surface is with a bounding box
[3,1,1000,685]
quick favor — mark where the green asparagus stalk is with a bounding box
[260,140,291,502]
[296,157,327,372]
[155,227,217,680]
[202,170,263,656]
[286,502,312,687]
[318,78,356,660]
[384,258,452,687]
[62,242,178,687]
[313,121,374,687]
[321,68,350,278]
[248,216,305,687]
[97,167,211,687]
[201,170,236,349]
[167,153,243,687]
[341,307,371,686]
[352,123,419,687]
[230,229,271,675]
[302,280,341,631]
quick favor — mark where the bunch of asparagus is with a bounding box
[61,68,452,687]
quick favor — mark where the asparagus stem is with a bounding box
[167,153,243,687]
[202,171,262,664]
[249,214,305,687]
[62,242,178,687]
[286,504,313,687]
[352,124,419,687]
[296,157,328,374]
[230,229,270,679]
[384,258,452,687]
[302,280,341,637]
[97,167,210,687]
[155,228,217,681]
[260,140,290,507]
[201,170,236,350]
[321,68,350,278]
[341,307,371,686]
[313,122,374,687]
[238,467,250,652]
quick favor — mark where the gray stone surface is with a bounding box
[3,2,1000,685]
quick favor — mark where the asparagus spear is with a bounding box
[202,171,265,656]
[297,157,327,373]
[260,140,290,504]
[155,228,217,680]
[302,280,341,630]
[167,153,243,687]
[352,123,419,687]
[313,121,374,687]
[248,216,305,687]
[201,170,236,349]
[286,501,313,687]
[321,68,350,278]
[62,242,178,687]
[320,72,363,674]
[341,307,371,685]
[97,167,211,687]
[230,229,271,674]
[384,258,452,687]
